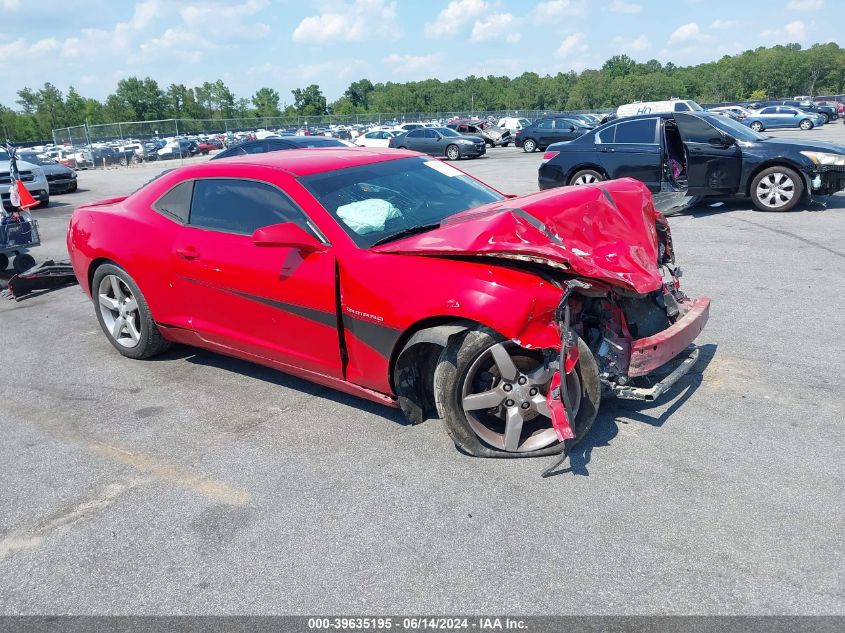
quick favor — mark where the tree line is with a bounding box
[2,42,844,142]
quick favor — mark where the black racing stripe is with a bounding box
[342,314,402,359]
[182,277,336,328]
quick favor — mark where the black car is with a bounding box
[757,100,837,123]
[211,136,346,160]
[388,127,486,160]
[538,112,845,213]
[18,152,77,194]
[515,117,591,152]
[157,140,200,160]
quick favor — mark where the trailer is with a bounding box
[0,215,40,274]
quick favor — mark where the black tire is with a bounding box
[37,194,49,209]
[522,138,537,153]
[799,119,814,130]
[91,263,171,359]
[501,142,510,147]
[119,157,128,167]
[0,253,8,271]
[750,166,804,212]
[433,325,601,458]
[820,113,829,124]
[12,253,36,273]
[569,168,605,186]
[445,144,461,161]
[750,121,764,132]
[68,182,78,192]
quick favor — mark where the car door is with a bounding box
[674,113,741,196]
[423,128,442,154]
[404,129,426,152]
[595,117,662,192]
[532,119,554,147]
[168,176,342,377]
[554,119,581,142]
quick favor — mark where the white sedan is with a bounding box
[354,130,402,148]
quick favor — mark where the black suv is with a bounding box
[515,117,591,152]
[538,112,845,213]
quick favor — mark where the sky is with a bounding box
[0,0,841,108]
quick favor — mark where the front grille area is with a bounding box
[0,171,34,184]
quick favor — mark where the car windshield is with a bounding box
[436,127,461,137]
[0,150,9,161]
[688,102,704,111]
[300,157,504,248]
[705,115,767,141]
[21,153,56,166]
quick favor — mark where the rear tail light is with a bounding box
[542,151,559,162]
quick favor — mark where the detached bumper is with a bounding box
[628,297,711,378]
[810,166,845,195]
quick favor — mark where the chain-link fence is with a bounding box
[50,109,610,169]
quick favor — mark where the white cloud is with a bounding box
[785,0,823,9]
[383,53,444,74]
[293,0,398,43]
[668,22,711,43]
[533,0,585,21]
[613,34,650,51]
[470,13,521,43]
[29,38,61,56]
[761,20,808,41]
[608,0,642,13]
[556,32,588,56]
[424,0,487,38]
[0,0,21,10]
[711,19,738,29]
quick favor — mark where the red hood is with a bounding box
[372,178,664,294]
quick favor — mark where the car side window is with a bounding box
[424,129,439,138]
[243,142,268,154]
[152,180,193,224]
[676,116,722,144]
[407,129,424,138]
[554,119,573,130]
[761,107,776,114]
[613,118,658,143]
[189,179,312,236]
[536,120,553,129]
[596,125,615,144]
[674,102,690,112]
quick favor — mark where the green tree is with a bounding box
[292,84,327,115]
[252,87,281,117]
[344,78,374,110]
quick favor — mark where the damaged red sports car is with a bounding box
[67,149,710,458]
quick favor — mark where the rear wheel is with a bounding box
[12,253,36,273]
[570,169,605,186]
[522,138,537,153]
[799,119,814,130]
[92,263,171,359]
[820,113,829,124]
[445,144,461,161]
[434,326,600,458]
[750,121,764,132]
[751,166,804,212]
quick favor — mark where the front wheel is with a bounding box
[434,326,601,458]
[92,263,172,359]
[501,142,510,147]
[799,119,814,130]
[12,253,36,273]
[522,138,537,153]
[570,169,604,186]
[445,144,461,161]
[750,121,764,132]
[751,166,804,212]
[37,194,50,209]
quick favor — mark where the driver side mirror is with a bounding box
[252,222,326,252]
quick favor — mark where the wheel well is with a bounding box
[87,257,117,293]
[746,160,808,197]
[389,317,480,424]
[568,164,608,183]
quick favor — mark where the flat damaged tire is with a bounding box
[433,325,601,458]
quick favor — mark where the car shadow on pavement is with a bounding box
[150,345,411,426]
[552,343,717,477]
[682,193,844,217]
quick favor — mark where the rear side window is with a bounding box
[536,120,553,129]
[407,129,424,138]
[596,125,615,143]
[152,180,193,223]
[189,179,312,235]
[674,102,690,112]
[243,142,268,154]
[614,118,657,143]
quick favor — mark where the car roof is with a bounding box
[208,147,419,177]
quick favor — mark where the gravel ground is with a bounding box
[0,125,843,615]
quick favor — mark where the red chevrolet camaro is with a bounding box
[67,148,710,458]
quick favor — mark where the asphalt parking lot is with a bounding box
[1,126,843,615]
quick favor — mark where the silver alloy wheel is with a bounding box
[523,139,537,152]
[446,145,460,160]
[750,122,763,132]
[574,173,599,185]
[800,119,813,130]
[461,342,581,453]
[98,274,141,348]
[755,171,796,209]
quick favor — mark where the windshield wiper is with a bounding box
[370,223,441,247]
